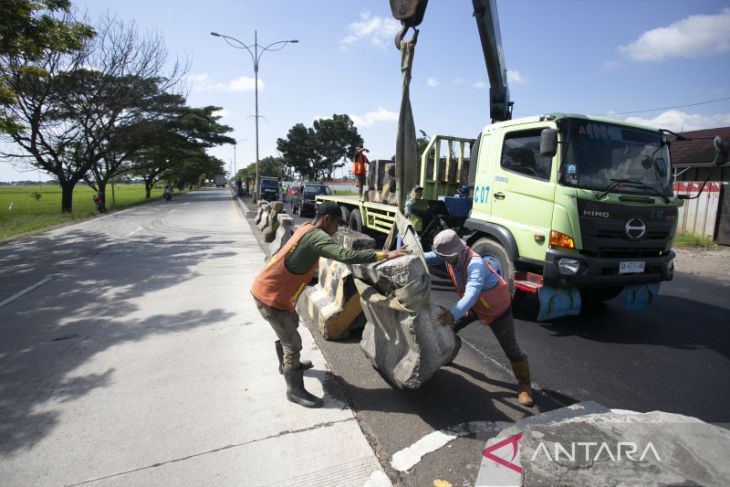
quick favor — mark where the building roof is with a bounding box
[670,126,730,168]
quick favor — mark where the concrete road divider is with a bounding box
[262,201,285,243]
[254,201,271,226]
[353,253,458,389]
[297,230,375,340]
[267,213,294,260]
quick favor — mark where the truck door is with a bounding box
[471,133,496,217]
[491,127,557,262]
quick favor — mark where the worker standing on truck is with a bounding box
[352,145,369,200]
[425,229,534,407]
[251,202,408,408]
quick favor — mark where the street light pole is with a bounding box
[210,30,298,203]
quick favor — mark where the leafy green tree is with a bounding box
[312,114,362,180]
[276,123,318,180]
[129,104,234,197]
[0,15,183,212]
[0,0,95,133]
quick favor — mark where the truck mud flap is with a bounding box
[537,286,581,321]
[624,282,660,310]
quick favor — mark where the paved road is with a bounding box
[280,197,730,486]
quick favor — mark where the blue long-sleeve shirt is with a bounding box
[424,251,500,320]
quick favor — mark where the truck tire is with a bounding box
[340,206,351,227]
[580,287,623,305]
[471,237,515,294]
[349,209,363,233]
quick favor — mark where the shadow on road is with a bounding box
[0,228,236,455]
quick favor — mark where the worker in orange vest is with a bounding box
[251,202,408,408]
[352,145,369,200]
[425,229,533,407]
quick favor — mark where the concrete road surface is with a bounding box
[0,189,388,487]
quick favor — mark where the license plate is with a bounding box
[619,261,645,274]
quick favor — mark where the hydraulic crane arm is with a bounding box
[472,0,512,122]
[390,0,513,123]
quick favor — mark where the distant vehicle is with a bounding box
[287,184,302,202]
[259,177,280,202]
[291,183,331,217]
[213,175,227,188]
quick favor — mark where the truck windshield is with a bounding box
[303,186,329,195]
[560,119,671,196]
[261,180,279,189]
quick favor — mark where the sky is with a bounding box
[2,0,729,182]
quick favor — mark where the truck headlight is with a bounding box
[558,258,581,275]
[550,230,575,249]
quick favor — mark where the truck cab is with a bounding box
[466,113,678,313]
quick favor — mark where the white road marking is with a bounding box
[128,227,143,236]
[0,277,54,309]
[167,209,176,215]
[390,421,504,472]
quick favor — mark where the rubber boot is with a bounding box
[275,340,312,374]
[283,367,323,408]
[510,355,534,407]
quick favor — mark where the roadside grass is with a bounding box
[330,190,357,195]
[673,232,718,250]
[0,183,170,241]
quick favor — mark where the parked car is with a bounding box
[291,183,331,217]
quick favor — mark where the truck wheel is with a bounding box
[471,238,515,294]
[340,206,351,227]
[349,209,363,233]
[580,287,623,305]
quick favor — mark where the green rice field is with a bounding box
[0,183,168,241]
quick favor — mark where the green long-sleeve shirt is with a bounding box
[284,228,378,275]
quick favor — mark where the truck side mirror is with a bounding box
[540,129,558,157]
[713,136,729,166]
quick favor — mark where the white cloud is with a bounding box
[339,12,401,50]
[426,78,440,88]
[188,73,264,93]
[624,110,730,131]
[618,8,730,62]
[473,80,487,90]
[507,69,525,84]
[350,107,399,127]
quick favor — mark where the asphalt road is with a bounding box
[279,195,730,486]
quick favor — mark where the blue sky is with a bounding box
[2,0,729,182]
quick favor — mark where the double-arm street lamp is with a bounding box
[210,31,298,202]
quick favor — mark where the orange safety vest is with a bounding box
[250,223,318,313]
[352,152,368,175]
[447,248,511,325]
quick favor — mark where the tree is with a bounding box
[128,104,234,197]
[276,123,318,180]
[312,114,362,180]
[0,14,183,212]
[0,0,95,133]
[277,114,363,181]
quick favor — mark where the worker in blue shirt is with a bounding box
[424,229,533,407]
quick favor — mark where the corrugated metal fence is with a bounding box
[673,181,724,239]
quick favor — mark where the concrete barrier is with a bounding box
[296,230,375,340]
[353,254,457,389]
[267,213,294,260]
[351,212,456,389]
[254,201,271,226]
[262,201,285,242]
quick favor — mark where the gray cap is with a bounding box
[432,229,466,257]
